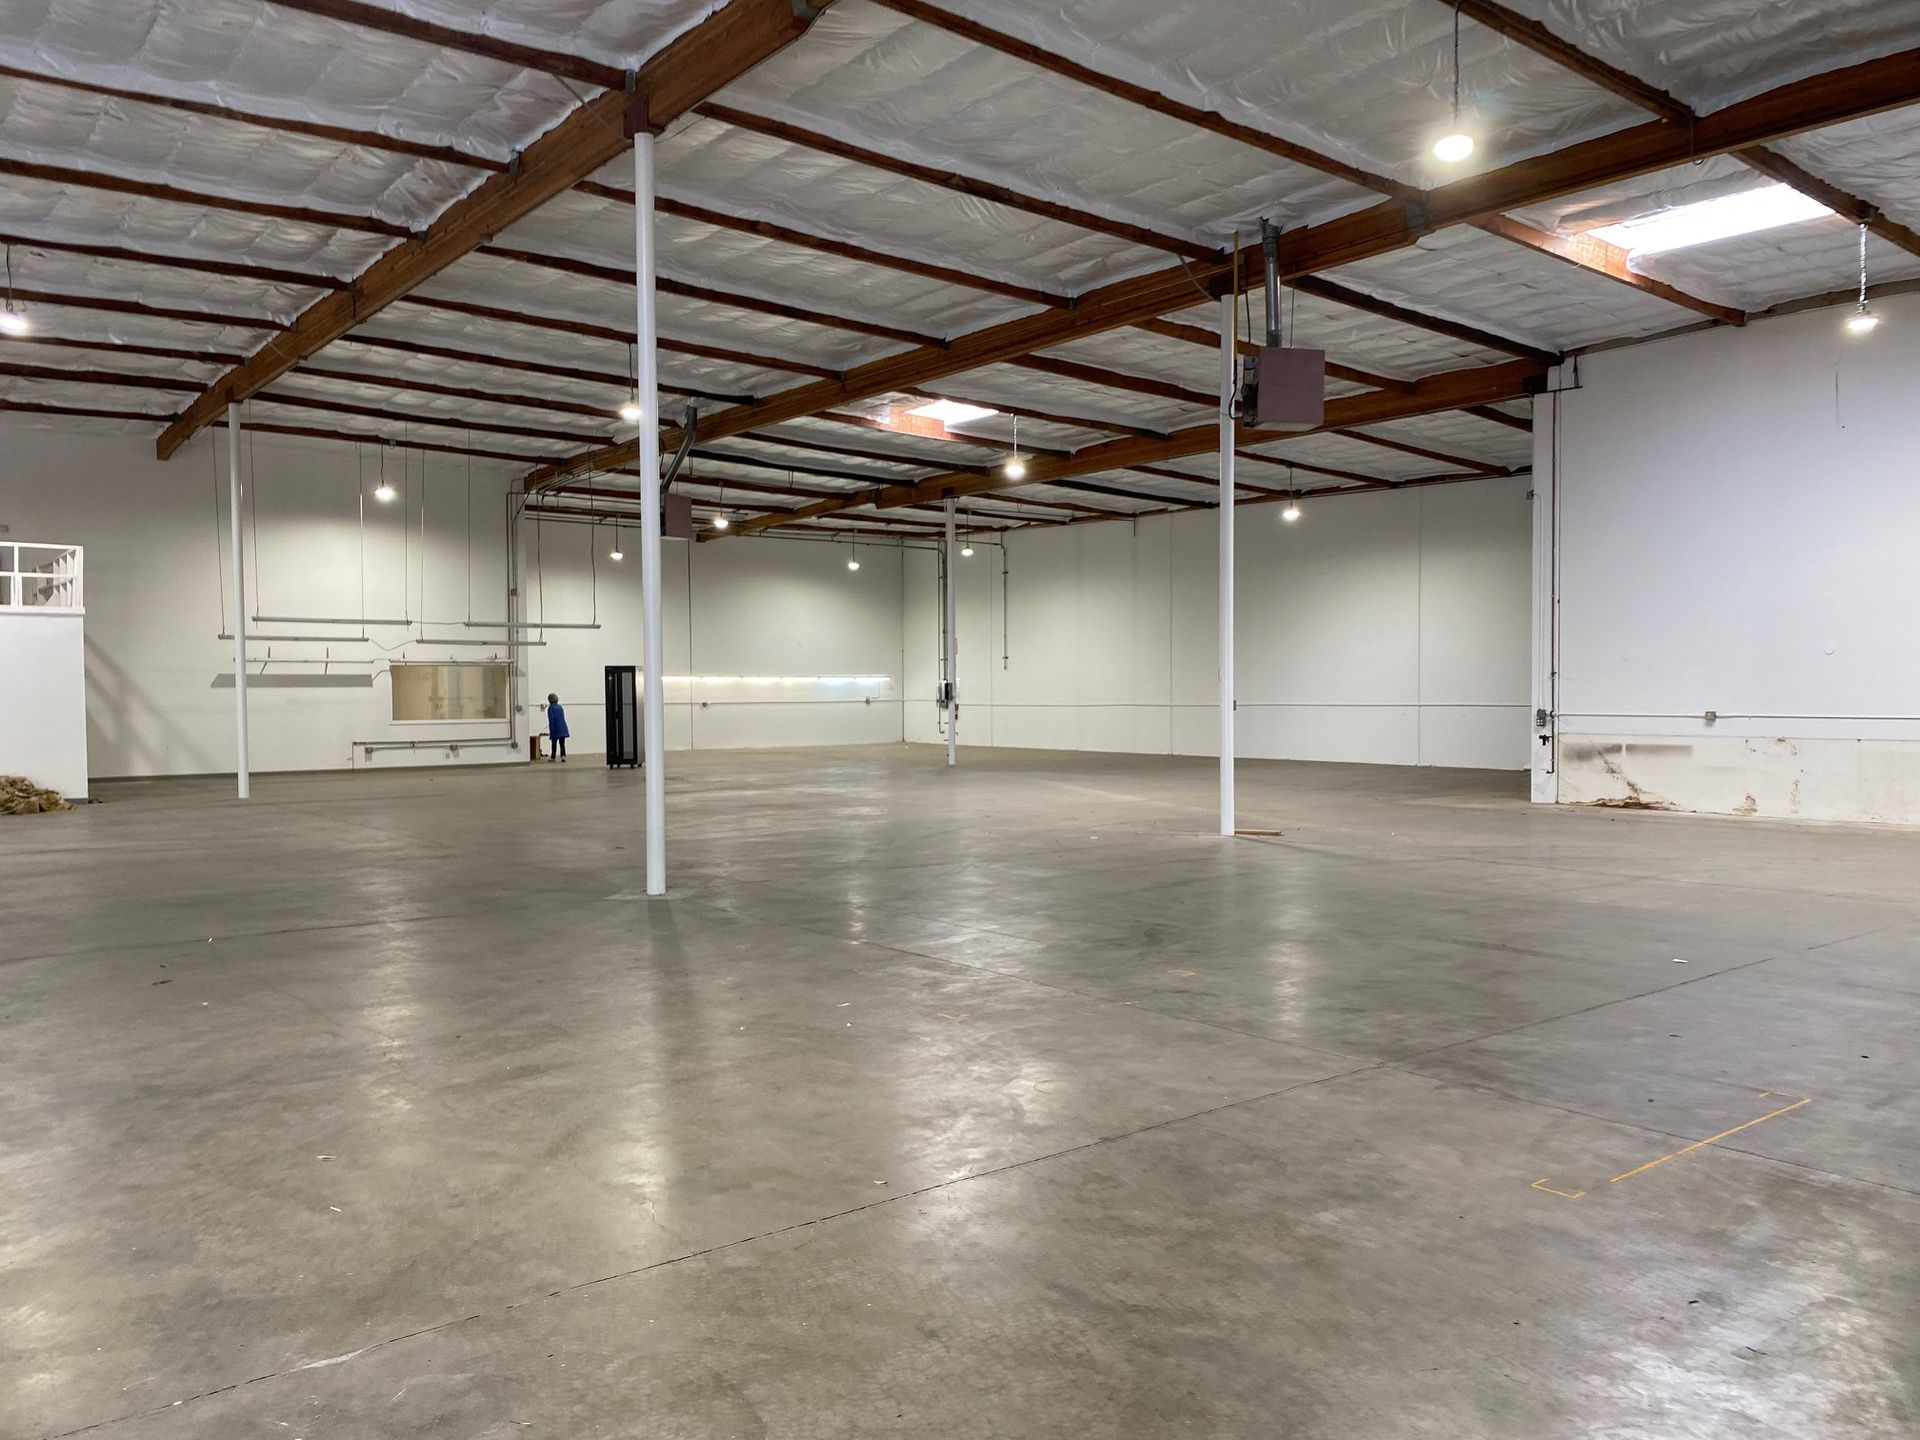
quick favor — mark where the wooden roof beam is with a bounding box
[156,0,834,459]
[533,47,1920,489]
[1331,427,1512,476]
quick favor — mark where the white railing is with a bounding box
[0,542,84,613]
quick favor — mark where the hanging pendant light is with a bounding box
[847,538,861,572]
[610,521,624,561]
[1845,222,1882,335]
[617,342,643,421]
[711,469,730,529]
[1433,3,1474,163]
[1004,415,1027,479]
[372,441,396,502]
[0,244,28,336]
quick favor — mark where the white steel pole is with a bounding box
[635,132,667,895]
[227,401,251,800]
[1218,295,1236,837]
[944,498,959,766]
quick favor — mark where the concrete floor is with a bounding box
[5,745,1919,1438]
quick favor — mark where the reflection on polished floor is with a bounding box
[5,745,1919,1437]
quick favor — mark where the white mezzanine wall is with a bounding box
[0,420,910,782]
[1536,291,1920,824]
[904,477,1533,770]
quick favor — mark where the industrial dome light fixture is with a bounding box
[618,396,644,423]
[712,514,730,531]
[846,539,861,572]
[2,244,29,335]
[1281,493,1302,523]
[1004,415,1027,479]
[372,442,396,502]
[1432,2,1474,164]
[1846,221,1882,335]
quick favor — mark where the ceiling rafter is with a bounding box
[0,61,507,174]
[0,156,411,238]
[1474,214,1747,325]
[692,101,1217,261]
[1130,317,1417,393]
[480,243,937,347]
[260,0,628,90]
[0,231,346,291]
[1330,427,1512,475]
[154,0,837,459]
[400,293,843,378]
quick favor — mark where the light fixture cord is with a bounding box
[3,242,13,310]
[1451,1,1463,125]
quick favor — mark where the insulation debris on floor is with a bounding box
[0,775,73,814]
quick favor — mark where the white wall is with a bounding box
[905,478,1533,770]
[521,516,905,753]
[1536,292,1920,824]
[0,421,909,781]
[0,610,89,798]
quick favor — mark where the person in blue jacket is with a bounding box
[545,692,569,762]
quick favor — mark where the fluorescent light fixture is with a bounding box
[907,399,998,426]
[1589,183,1832,258]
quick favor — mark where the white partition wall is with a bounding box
[1536,293,1920,824]
[905,478,1534,770]
[0,541,88,798]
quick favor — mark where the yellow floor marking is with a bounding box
[1529,1096,1811,1200]
[1608,1097,1811,1186]
[1531,1179,1586,1200]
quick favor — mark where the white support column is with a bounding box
[1217,295,1236,836]
[635,132,667,894]
[944,498,959,767]
[227,401,251,800]
[1529,375,1562,806]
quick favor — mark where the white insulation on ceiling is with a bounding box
[0,0,1916,516]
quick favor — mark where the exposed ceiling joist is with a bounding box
[401,293,841,378]
[693,101,1216,261]
[1472,214,1747,324]
[862,0,1410,199]
[10,287,285,331]
[155,0,836,460]
[0,156,410,238]
[0,231,343,291]
[0,61,506,173]
[481,243,936,346]
[1462,404,1534,434]
[1331,427,1511,475]
[1289,276,1556,364]
[260,0,628,90]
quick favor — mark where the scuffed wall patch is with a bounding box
[1557,733,1920,826]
